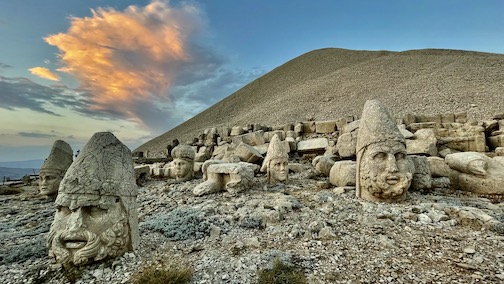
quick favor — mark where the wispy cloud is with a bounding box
[0,63,12,69]
[18,132,57,138]
[28,67,60,81]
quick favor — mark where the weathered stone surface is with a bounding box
[427,156,452,177]
[398,125,414,139]
[230,126,244,136]
[329,160,357,187]
[263,130,285,143]
[194,161,257,196]
[261,134,289,184]
[312,155,337,176]
[341,120,360,135]
[446,152,504,195]
[232,130,265,146]
[297,138,329,153]
[336,132,357,158]
[49,132,138,266]
[315,120,337,133]
[39,140,73,197]
[356,100,413,203]
[302,121,316,133]
[134,165,150,184]
[488,134,504,148]
[162,145,196,183]
[409,155,432,191]
[234,143,263,164]
[406,128,438,156]
[408,122,437,132]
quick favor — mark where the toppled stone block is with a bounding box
[408,122,437,132]
[336,132,357,158]
[312,154,337,176]
[341,120,360,135]
[427,156,452,177]
[302,121,316,133]
[406,129,438,156]
[329,160,356,187]
[232,130,265,146]
[398,125,414,139]
[488,134,504,149]
[194,161,258,196]
[409,155,432,191]
[297,138,329,153]
[234,143,264,164]
[230,126,244,136]
[263,130,285,143]
[315,120,337,133]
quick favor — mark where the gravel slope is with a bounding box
[136,48,504,154]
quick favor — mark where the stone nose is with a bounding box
[67,208,86,230]
[385,154,399,172]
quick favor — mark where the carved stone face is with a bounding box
[269,157,289,183]
[48,195,130,266]
[39,170,62,196]
[359,142,412,202]
[173,158,192,179]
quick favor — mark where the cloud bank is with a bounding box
[44,0,229,131]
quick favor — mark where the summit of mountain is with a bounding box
[136,47,504,154]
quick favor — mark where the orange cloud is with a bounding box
[44,0,203,121]
[28,67,60,81]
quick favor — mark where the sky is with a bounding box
[0,0,503,162]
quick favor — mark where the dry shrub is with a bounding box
[131,261,193,284]
[257,258,307,284]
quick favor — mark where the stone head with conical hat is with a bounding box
[261,134,289,184]
[48,132,138,266]
[39,140,73,197]
[356,100,413,203]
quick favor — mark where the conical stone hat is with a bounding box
[40,140,73,174]
[356,99,405,155]
[171,144,195,161]
[261,134,289,172]
[58,132,136,197]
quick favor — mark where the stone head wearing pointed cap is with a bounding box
[39,140,73,197]
[356,100,413,203]
[47,132,138,266]
[261,134,289,184]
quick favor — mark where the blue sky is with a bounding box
[0,0,503,162]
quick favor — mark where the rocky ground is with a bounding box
[1,167,504,284]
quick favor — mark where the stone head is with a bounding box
[356,100,413,202]
[39,140,73,197]
[262,134,289,184]
[171,144,195,180]
[48,132,138,266]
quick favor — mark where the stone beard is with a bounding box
[39,170,63,196]
[48,196,130,266]
[269,157,289,183]
[359,142,412,202]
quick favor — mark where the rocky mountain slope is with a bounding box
[136,48,504,154]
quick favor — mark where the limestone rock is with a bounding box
[329,160,357,187]
[297,138,329,153]
[193,161,257,196]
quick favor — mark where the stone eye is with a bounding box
[395,152,406,160]
[57,206,71,215]
[373,152,387,160]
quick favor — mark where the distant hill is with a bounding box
[136,47,504,155]
[0,167,38,180]
[0,159,44,169]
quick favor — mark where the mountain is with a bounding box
[135,48,504,154]
[0,167,38,180]
[0,159,44,169]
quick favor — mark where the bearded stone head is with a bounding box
[47,132,138,266]
[356,100,414,203]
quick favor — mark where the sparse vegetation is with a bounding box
[131,262,193,284]
[256,258,307,284]
[141,207,210,241]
